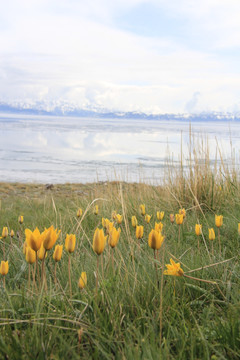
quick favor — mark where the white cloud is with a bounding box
[0,0,240,113]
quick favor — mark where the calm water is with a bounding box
[0,113,239,184]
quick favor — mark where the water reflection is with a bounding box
[0,114,239,183]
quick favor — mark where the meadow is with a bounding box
[0,138,240,360]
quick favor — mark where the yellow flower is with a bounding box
[18,215,24,224]
[131,216,138,228]
[102,218,109,228]
[208,228,215,241]
[0,261,9,276]
[77,208,83,218]
[136,225,144,239]
[10,229,14,237]
[115,214,123,224]
[179,208,186,218]
[23,241,28,255]
[26,247,36,264]
[164,259,184,276]
[215,215,223,228]
[155,222,163,232]
[139,204,146,216]
[148,229,164,250]
[94,205,99,215]
[78,272,87,289]
[109,227,121,248]
[43,226,61,250]
[238,223,240,235]
[93,228,107,255]
[106,221,114,235]
[2,227,8,238]
[170,214,175,224]
[65,234,76,253]
[53,244,63,262]
[38,242,47,260]
[175,214,184,225]
[111,211,117,220]
[145,214,152,224]
[25,227,42,252]
[157,211,164,221]
[195,224,202,236]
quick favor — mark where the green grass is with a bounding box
[0,176,240,359]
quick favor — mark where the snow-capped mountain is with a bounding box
[0,100,239,121]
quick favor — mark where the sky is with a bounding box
[0,0,240,114]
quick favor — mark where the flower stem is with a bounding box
[36,252,40,286]
[154,249,159,289]
[218,228,221,255]
[68,255,72,298]
[96,256,99,295]
[111,248,114,272]
[28,264,31,290]
[54,262,57,286]
[41,250,46,290]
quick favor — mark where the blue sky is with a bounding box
[0,0,240,113]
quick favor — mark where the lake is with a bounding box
[0,113,239,184]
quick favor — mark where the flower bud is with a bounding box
[53,244,63,262]
[26,247,36,264]
[78,272,87,289]
[0,261,9,276]
[65,234,76,253]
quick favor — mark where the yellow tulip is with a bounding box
[65,234,76,253]
[26,247,36,264]
[78,272,87,289]
[94,205,99,215]
[195,224,202,236]
[25,227,42,252]
[170,214,175,224]
[215,215,223,228]
[53,244,63,262]
[0,261,9,276]
[179,208,186,218]
[115,214,123,224]
[2,227,8,238]
[93,228,107,255]
[77,208,83,218]
[18,215,24,224]
[139,204,146,216]
[175,214,184,225]
[145,214,151,224]
[23,241,28,255]
[111,211,117,220]
[157,211,164,221]
[43,226,61,250]
[148,229,164,250]
[131,216,138,228]
[164,259,184,276]
[38,242,47,260]
[106,221,114,235]
[136,225,144,239]
[109,227,121,248]
[238,223,240,235]
[208,228,215,241]
[102,218,109,228]
[155,222,163,232]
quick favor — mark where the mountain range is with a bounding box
[0,101,239,121]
